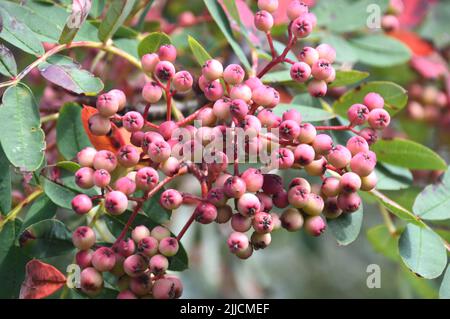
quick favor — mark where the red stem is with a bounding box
[315,125,359,134]
[266,32,276,59]
[166,80,172,121]
[176,103,212,126]
[143,103,151,120]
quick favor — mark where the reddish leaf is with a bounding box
[388,30,434,56]
[410,54,448,79]
[81,105,128,152]
[20,260,66,299]
[398,0,436,28]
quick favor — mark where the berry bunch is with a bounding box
[407,83,449,124]
[70,0,392,299]
[73,224,182,299]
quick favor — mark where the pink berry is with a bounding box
[280,208,304,231]
[132,225,151,243]
[155,61,175,82]
[311,59,333,81]
[109,89,126,111]
[223,64,245,85]
[142,81,163,103]
[231,213,252,232]
[288,177,311,192]
[194,202,218,224]
[117,145,140,168]
[117,290,138,299]
[294,143,315,166]
[72,226,96,250]
[230,84,252,102]
[206,187,227,206]
[347,103,369,125]
[92,247,116,272]
[123,111,144,132]
[75,167,94,189]
[327,145,352,169]
[149,254,169,275]
[227,232,249,254]
[279,120,301,140]
[229,99,249,120]
[321,177,341,197]
[304,156,327,176]
[316,44,336,63]
[307,79,327,97]
[368,108,391,129]
[172,70,193,92]
[88,113,111,136]
[298,46,319,66]
[202,59,223,81]
[105,191,128,215]
[252,212,274,234]
[93,150,117,172]
[262,174,284,195]
[135,167,159,191]
[350,151,377,177]
[271,147,295,169]
[288,185,309,208]
[237,193,261,217]
[258,0,278,13]
[245,77,263,90]
[382,15,400,32]
[152,278,178,299]
[223,176,247,198]
[339,172,362,193]
[160,189,183,210]
[364,92,384,110]
[241,168,264,192]
[123,254,147,277]
[298,122,317,143]
[273,189,289,208]
[159,121,179,141]
[157,44,177,62]
[287,0,309,20]
[291,15,313,38]
[359,128,378,145]
[236,245,253,259]
[251,232,272,249]
[323,197,343,219]
[77,147,97,167]
[290,62,311,82]
[141,53,160,73]
[159,237,179,257]
[252,85,273,107]
[71,194,93,215]
[304,216,326,236]
[213,98,232,120]
[151,226,172,241]
[116,238,136,257]
[76,249,93,269]
[325,67,336,83]
[129,273,152,297]
[361,171,378,191]
[80,267,103,297]
[93,169,111,188]
[96,93,119,117]
[204,80,224,101]
[257,192,273,212]
[346,136,369,156]
[312,134,333,155]
[160,156,180,176]
[138,236,158,257]
[148,140,171,163]
[337,192,361,213]
[254,10,274,32]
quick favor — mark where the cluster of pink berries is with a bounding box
[407,83,449,124]
[381,0,404,32]
[69,0,393,299]
[73,224,182,299]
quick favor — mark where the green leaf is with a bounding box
[59,0,92,44]
[188,35,213,66]
[273,103,335,122]
[0,220,30,298]
[56,103,92,160]
[261,70,291,83]
[141,188,170,224]
[382,187,422,211]
[42,177,78,209]
[371,139,447,170]
[369,189,425,227]
[137,32,171,58]
[328,70,369,88]
[375,163,413,190]
[333,81,408,117]
[419,1,450,49]
[0,145,11,215]
[320,33,358,63]
[0,84,45,171]
[366,225,399,261]
[20,195,57,231]
[169,243,188,271]
[90,0,106,18]
[21,219,75,259]
[0,9,44,55]
[0,44,17,77]
[348,34,411,67]
[56,161,81,173]
[327,203,363,245]
[440,265,450,299]
[115,38,139,59]
[38,55,104,95]
[204,0,251,70]
[398,224,447,279]
[98,0,137,42]
[413,167,450,221]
